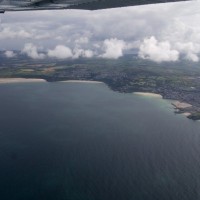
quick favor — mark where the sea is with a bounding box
[0,82,200,200]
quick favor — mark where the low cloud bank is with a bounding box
[139,36,179,62]
[4,51,16,58]
[2,1,200,64]
[22,43,45,59]
[47,45,95,59]
[175,42,200,62]
[21,43,96,60]
[0,28,32,39]
[100,38,126,59]
[139,36,200,63]
[19,36,200,63]
[21,40,127,60]
[73,48,94,58]
[48,45,73,59]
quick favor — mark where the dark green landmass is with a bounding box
[1,52,200,120]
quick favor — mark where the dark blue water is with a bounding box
[0,82,200,200]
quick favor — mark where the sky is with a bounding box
[1,0,200,62]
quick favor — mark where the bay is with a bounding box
[0,82,200,200]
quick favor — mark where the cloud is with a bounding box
[4,51,16,58]
[1,4,173,50]
[83,50,94,58]
[47,45,94,59]
[138,18,200,62]
[0,27,32,39]
[47,45,73,59]
[1,0,200,62]
[73,48,94,58]
[20,43,95,60]
[75,37,89,45]
[186,53,199,62]
[175,42,200,62]
[100,38,126,59]
[22,43,45,59]
[139,36,179,62]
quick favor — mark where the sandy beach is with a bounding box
[61,80,103,84]
[134,92,163,98]
[0,78,46,84]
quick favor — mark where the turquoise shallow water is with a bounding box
[0,82,200,200]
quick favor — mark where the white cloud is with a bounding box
[100,38,126,59]
[139,36,179,62]
[20,43,94,60]
[75,37,89,44]
[34,33,51,40]
[47,45,73,59]
[47,45,94,59]
[1,1,200,63]
[22,43,45,59]
[73,48,94,58]
[0,27,32,39]
[175,42,200,62]
[186,53,199,62]
[55,36,63,40]
[4,51,16,58]
[84,50,94,58]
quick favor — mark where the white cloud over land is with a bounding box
[22,43,45,59]
[47,45,73,59]
[100,38,126,59]
[139,36,179,62]
[175,42,200,62]
[2,0,200,63]
[4,51,16,58]
[73,48,94,58]
[47,45,95,59]
[21,43,95,59]
[21,40,127,60]
[0,28,32,39]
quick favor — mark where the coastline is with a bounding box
[134,92,198,120]
[61,80,103,84]
[0,78,103,84]
[171,101,193,117]
[0,78,198,121]
[182,112,191,117]
[0,78,46,84]
[134,92,163,98]
[171,101,192,109]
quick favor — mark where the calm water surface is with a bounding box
[0,82,200,200]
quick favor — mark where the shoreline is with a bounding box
[0,78,198,121]
[0,78,46,84]
[171,101,192,109]
[182,112,192,117]
[134,92,163,98]
[0,78,103,84]
[171,101,193,117]
[60,80,103,84]
[134,92,198,120]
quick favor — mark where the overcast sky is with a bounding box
[1,0,200,62]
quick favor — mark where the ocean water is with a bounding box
[0,82,200,200]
